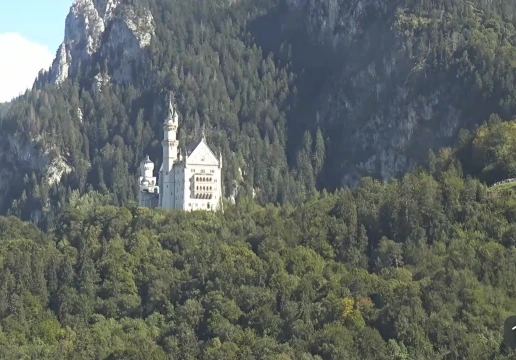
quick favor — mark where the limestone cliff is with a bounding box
[50,0,155,86]
[281,0,474,187]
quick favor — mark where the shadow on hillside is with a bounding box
[246,2,337,170]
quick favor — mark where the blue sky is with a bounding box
[0,0,73,102]
[0,0,72,52]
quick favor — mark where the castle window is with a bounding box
[207,203,210,209]
[201,169,205,173]
[210,169,215,173]
[191,169,195,173]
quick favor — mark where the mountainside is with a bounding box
[268,0,516,186]
[2,0,516,223]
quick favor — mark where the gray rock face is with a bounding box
[102,7,155,84]
[0,134,71,194]
[50,0,155,86]
[287,0,462,187]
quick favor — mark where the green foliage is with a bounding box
[0,170,515,358]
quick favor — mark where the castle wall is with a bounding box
[181,163,222,212]
[139,190,159,209]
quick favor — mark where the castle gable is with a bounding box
[186,139,219,166]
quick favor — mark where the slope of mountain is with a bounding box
[1,0,516,224]
[254,0,516,187]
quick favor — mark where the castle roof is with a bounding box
[164,98,178,126]
[185,138,202,156]
[184,135,220,166]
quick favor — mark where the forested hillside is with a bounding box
[3,0,516,225]
[1,162,516,359]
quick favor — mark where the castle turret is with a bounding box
[162,99,179,171]
[141,155,154,179]
[161,96,179,209]
[139,155,158,207]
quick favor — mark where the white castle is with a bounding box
[138,98,223,212]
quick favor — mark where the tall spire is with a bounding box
[164,93,174,124]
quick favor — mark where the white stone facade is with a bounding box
[138,100,222,212]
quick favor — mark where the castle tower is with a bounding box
[161,97,179,209]
[138,155,158,207]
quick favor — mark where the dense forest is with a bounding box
[1,156,516,359]
[2,0,516,225]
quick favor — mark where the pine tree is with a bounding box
[313,127,326,176]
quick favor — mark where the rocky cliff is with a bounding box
[50,0,155,86]
[280,0,486,187]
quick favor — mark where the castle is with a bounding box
[138,98,223,212]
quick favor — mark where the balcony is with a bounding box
[192,174,215,199]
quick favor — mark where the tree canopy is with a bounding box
[0,164,516,358]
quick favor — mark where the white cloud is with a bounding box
[0,33,54,103]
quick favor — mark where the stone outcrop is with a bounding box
[50,0,155,86]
